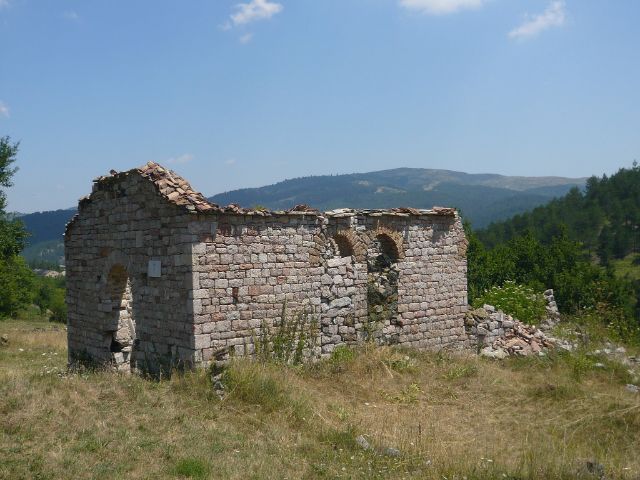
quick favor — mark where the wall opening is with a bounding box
[367,233,400,331]
[105,264,136,372]
[319,235,359,350]
[333,234,355,259]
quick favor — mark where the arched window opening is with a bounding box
[333,234,355,259]
[367,233,400,330]
[371,233,399,270]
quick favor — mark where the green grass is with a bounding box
[611,253,640,281]
[171,458,211,479]
[1,318,639,479]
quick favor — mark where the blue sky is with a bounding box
[1,0,638,213]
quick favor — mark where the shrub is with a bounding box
[253,302,318,365]
[0,255,35,318]
[473,281,547,325]
[33,276,67,323]
[327,345,356,372]
[572,303,640,347]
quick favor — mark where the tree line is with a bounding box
[467,164,640,341]
[479,164,640,263]
[0,136,66,321]
[1,134,638,342]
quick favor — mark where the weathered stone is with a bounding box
[356,435,371,450]
[481,346,508,359]
[470,307,489,319]
[66,162,469,374]
[383,447,401,457]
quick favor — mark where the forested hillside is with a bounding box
[20,208,75,246]
[479,164,640,264]
[17,168,584,265]
[468,164,640,342]
[210,168,584,228]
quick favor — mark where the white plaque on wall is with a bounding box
[148,260,161,278]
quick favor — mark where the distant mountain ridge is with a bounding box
[17,167,586,265]
[209,168,586,227]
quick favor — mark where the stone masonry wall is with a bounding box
[66,163,469,373]
[65,173,197,374]
[187,211,468,363]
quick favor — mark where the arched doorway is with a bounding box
[367,233,400,329]
[105,264,136,372]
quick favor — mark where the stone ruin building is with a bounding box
[65,162,469,374]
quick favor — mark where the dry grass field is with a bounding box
[1,319,639,479]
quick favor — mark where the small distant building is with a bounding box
[65,163,468,374]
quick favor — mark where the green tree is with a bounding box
[0,136,36,318]
[0,136,28,258]
[0,256,35,317]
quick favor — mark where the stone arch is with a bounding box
[363,227,404,262]
[334,229,367,262]
[366,228,403,331]
[309,229,367,265]
[333,232,355,259]
[376,233,400,264]
[102,263,137,372]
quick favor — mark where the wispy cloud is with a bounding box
[0,101,9,118]
[509,1,566,40]
[166,153,194,165]
[229,0,283,27]
[399,0,485,15]
[62,10,80,22]
[239,33,254,44]
[224,158,237,166]
[0,0,9,9]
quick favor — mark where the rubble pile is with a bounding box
[490,322,555,358]
[465,289,564,359]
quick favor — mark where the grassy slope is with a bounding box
[611,254,640,282]
[1,320,639,480]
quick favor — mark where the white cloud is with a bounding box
[509,1,566,40]
[0,0,9,9]
[224,158,237,166]
[0,101,9,118]
[167,153,194,165]
[63,10,80,22]
[229,0,282,27]
[399,0,485,15]
[239,33,254,44]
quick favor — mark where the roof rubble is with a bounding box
[85,162,459,218]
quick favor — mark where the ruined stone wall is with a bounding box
[188,214,325,362]
[66,166,469,372]
[188,211,468,363]
[356,214,468,350]
[65,174,197,374]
